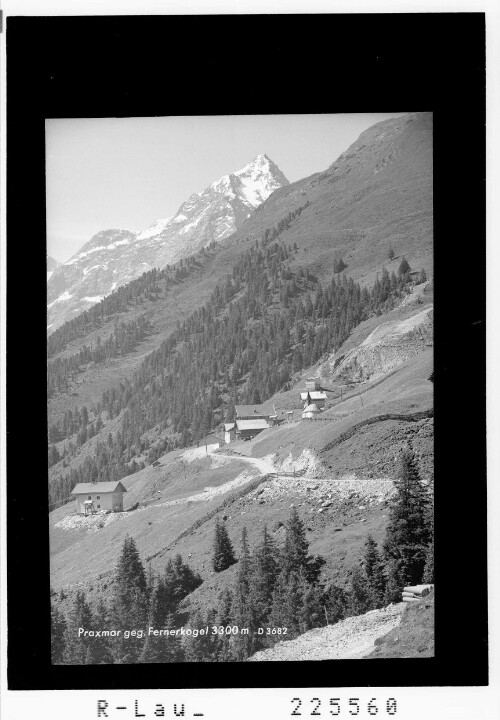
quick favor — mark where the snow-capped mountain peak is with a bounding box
[47,155,289,331]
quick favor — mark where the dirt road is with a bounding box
[248,603,406,661]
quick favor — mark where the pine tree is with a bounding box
[383,448,431,598]
[183,610,215,662]
[388,247,395,261]
[62,590,94,664]
[321,584,349,625]
[250,526,279,625]
[299,572,324,633]
[214,588,234,661]
[398,256,410,277]
[111,535,149,662]
[140,609,182,663]
[281,508,309,578]
[281,508,324,583]
[363,535,386,608]
[348,567,372,616]
[212,518,236,573]
[50,589,67,664]
[89,598,114,664]
[154,554,203,625]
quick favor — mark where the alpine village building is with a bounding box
[72,481,127,515]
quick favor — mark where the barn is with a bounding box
[72,481,127,515]
[235,403,275,421]
[235,418,270,440]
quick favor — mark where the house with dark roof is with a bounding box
[235,403,275,421]
[71,481,127,515]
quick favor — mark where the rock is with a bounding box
[334,526,342,532]
[361,518,367,523]
[222,514,228,521]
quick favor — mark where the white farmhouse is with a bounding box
[72,481,127,514]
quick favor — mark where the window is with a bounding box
[97,495,100,500]
[97,505,101,509]
[88,496,91,500]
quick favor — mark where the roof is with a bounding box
[303,404,321,413]
[300,392,309,400]
[236,419,270,431]
[198,434,221,446]
[235,404,274,418]
[224,423,235,431]
[72,481,127,495]
[309,391,327,400]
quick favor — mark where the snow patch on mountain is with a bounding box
[48,290,73,308]
[47,155,289,331]
[136,217,172,241]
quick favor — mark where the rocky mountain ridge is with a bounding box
[47,154,289,331]
[47,254,60,281]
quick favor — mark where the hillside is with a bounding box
[47,113,434,664]
[47,112,432,442]
[49,300,433,599]
[47,154,289,331]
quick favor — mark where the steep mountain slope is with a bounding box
[49,298,433,597]
[222,111,433,288]
[47,154,289,330]
[47,112,433,504]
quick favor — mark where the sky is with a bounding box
[46,113,406,263]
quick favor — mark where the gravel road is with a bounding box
[248,603,406,661]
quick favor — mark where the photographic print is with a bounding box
[46,112,435,665]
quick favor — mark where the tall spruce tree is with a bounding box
[50,589,67,664]
[212,518,236,573]
[214,588,234,661]
[281,507,324,583]
[363,535,386,608]
[250,526,279,626]
[62,590,94,664]
[281,508,309,578]
[348,567,372,616]
[229,527,256,660]
[112,535,149,663]
[154,554,203,625]
[183,610,216,662]
[321,584,349,625]
[383,448,431,599]
[398,256,411,277]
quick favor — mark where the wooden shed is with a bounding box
[72,481,127,514]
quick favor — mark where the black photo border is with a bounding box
[6,12,486,690]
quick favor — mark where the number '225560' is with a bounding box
[291,697,397,716]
